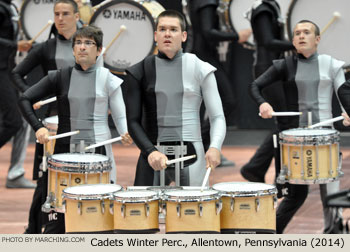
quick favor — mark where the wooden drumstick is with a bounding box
[201,167,212,192]
[309,116,344,129]
[320,12,341,36]
[104,25,127,54]
[259,112,302,117]
[39,97,57,106]
[85,136,122,150]
[36,130,80,143]
[29,20,54,43]
[166,155,196,166]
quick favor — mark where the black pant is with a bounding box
[276,184,309,233]
[0,69,22,148]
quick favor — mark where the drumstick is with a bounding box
[258,112,302,117]
[42,144,47,172]
[166,155,196,166]
[308,111,312,127]
[321,12,341,35]
[308,116,344,129]
[85,136,122,150]
[104,25,127,54]
[91,0,112,11]
[29,20,54,43]
[200,167,211,192]
[273,134,278,149]
[36,130,80,143]
[39,97,57,106]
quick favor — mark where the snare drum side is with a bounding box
[220,194,276,234]
[113,200,159,234]
[64,198,114,233]
[165,200,221,234]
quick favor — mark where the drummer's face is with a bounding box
[54,3,79,35]
[73,37,102,69]
[155,16,187,59]
[293,22,320,57]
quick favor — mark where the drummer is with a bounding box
[18,25,132,234]
[250,19,350,233]
[11,0,82,234]
[125,10,226,187]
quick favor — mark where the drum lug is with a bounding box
[100,200,105,214]
[145,203,150,217]
[109,201,114,215]
[77,202,82,215]
[273,196,277,209]
[230,197,235,212]
[62,200,66,213]
[216,200,222,215]
[255,198,260,212]
[121,204,126,218]
[198,203,203,217]
[162,203,167,216]
[176,203,181,217]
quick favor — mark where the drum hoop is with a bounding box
[113,190,159,203]
[163,190,220,202]
[19,0,34,40]
[62,184,122,200]
[47,153,112,173]
[279,128,340,145]
[212,182,277,197]
[89,0,157,73]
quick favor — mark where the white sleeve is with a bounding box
[201,72,226,150]
[108,73,128,135]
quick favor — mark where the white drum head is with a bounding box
[63,184,122,200]
[281,128,337,137]
[50,153,109,163]
[20,0,55,42]
[43,115,58,131]
[287,0,350,64]
[89,0,163,73]
[212,182,276,197]
[113,190,159,202]
[163,189,219,202]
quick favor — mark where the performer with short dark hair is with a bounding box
[250,19,349,233]
[126,10,226,186]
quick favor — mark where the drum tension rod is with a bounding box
[145,203,150,217]
[230,197,235,212]
[100,201,105,214]
[255,198,260,212]
[216,200,222,215]
[198,203,203,217]
[109,201,114,215]
[176,203,181,217]
[77,202,82,215]
[121,204,126,218]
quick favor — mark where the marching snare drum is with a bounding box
[212,182,277,234]
[89,0,165,73]
[286,0,350,64]
[62,184,122,233]
[45,153,111,212]
[20,0,55,42]
[42,115,58,155]
[113,190,160,233]
[278,128,342,184]
[163,189,221,234]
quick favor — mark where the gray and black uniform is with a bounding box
[250,52,347,233]
[19,63,127,233]
[126,50,226,186]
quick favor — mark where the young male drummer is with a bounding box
[250,19,350,233]
[125,10,226,186]
[11,0,82,234]
[19,25,131,234]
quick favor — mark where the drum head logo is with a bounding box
[103,9,112,19]
[33,0,57,4]
[75,178,81,184]
[101,8,146,21]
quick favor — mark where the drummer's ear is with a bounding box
[75,12,80,22]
